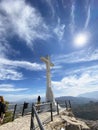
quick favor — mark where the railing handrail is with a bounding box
[4,100,71,129]
[4,102,31,122]
[30,101,61,130]
[31,103,45,130]
[35,102,51,107]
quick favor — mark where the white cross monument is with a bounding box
[40,56,57,108]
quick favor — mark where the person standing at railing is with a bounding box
[36,96,41,113]
[0,96,6,124]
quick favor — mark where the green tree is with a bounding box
[3,101,13,124]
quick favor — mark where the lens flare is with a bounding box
[74,32,89,47]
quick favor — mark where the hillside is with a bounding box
[73,101,98,120]
[78,91,98,99]
[56,96,98,121]
[55,96,95,106]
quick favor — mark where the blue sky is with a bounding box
[0,0,98,102]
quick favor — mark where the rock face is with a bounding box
[84,120,98,130]
[44,109,90,130]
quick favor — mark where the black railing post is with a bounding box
[12,104,17,121]
[69,100,72,109]
[30,103,35,130]
[50,103,53,121]
[22,102,25,116]
[65,100,68,109]
[57,102,59,115]
[33,105,44,130]
[22,102,29,116]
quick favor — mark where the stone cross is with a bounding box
[40,56,56,103]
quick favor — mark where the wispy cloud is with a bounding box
[51,48,98,96]
[0,58,45,70]
[0,13,12,58]
[84,0,91,29]
[0,84,45,101]
[52,48,98,64]
[0,3,14,56]
[0,0,50,48]
[0,68,23,80]
[0,84,28,92]
[0,0,47,80]
[0,42,11,58]
[51,48,98,82]
[46,0,55,17]
[53,18,65,41]
[3,93,45,102]
[70,0,75,34]
[0,58,45,80]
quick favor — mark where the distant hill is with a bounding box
[55,96,96,107]
[10,95,98,105]
[73,101,98,120]
[78,91,98,100]
[10,97,46,104]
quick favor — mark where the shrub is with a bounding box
[3,101,13,124]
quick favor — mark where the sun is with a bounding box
[73,32,89,48]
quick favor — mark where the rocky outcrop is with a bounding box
[83,120,98,130]
[44,109,90,130]
[0,108,91,130]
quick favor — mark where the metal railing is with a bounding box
[3,102,32,123]
[30,102,62,130]
[57,100,72,109]
[30,103,44,130]
[3,100,72,129]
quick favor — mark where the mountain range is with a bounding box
[55,96,97,107]
[78,91,98,99]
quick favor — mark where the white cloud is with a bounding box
[52,72,98,97]
[0,58,45,70]
[51,48,98,97]
[0,58,45,80]
[0,0,50,48]
[3,93,45,102]
[66,65,98,77]
[53,48,98,64]
[0,84,28,92]
[51,48,98,84]
[0,68,23,80]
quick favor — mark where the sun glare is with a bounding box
[74,32,89,48]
